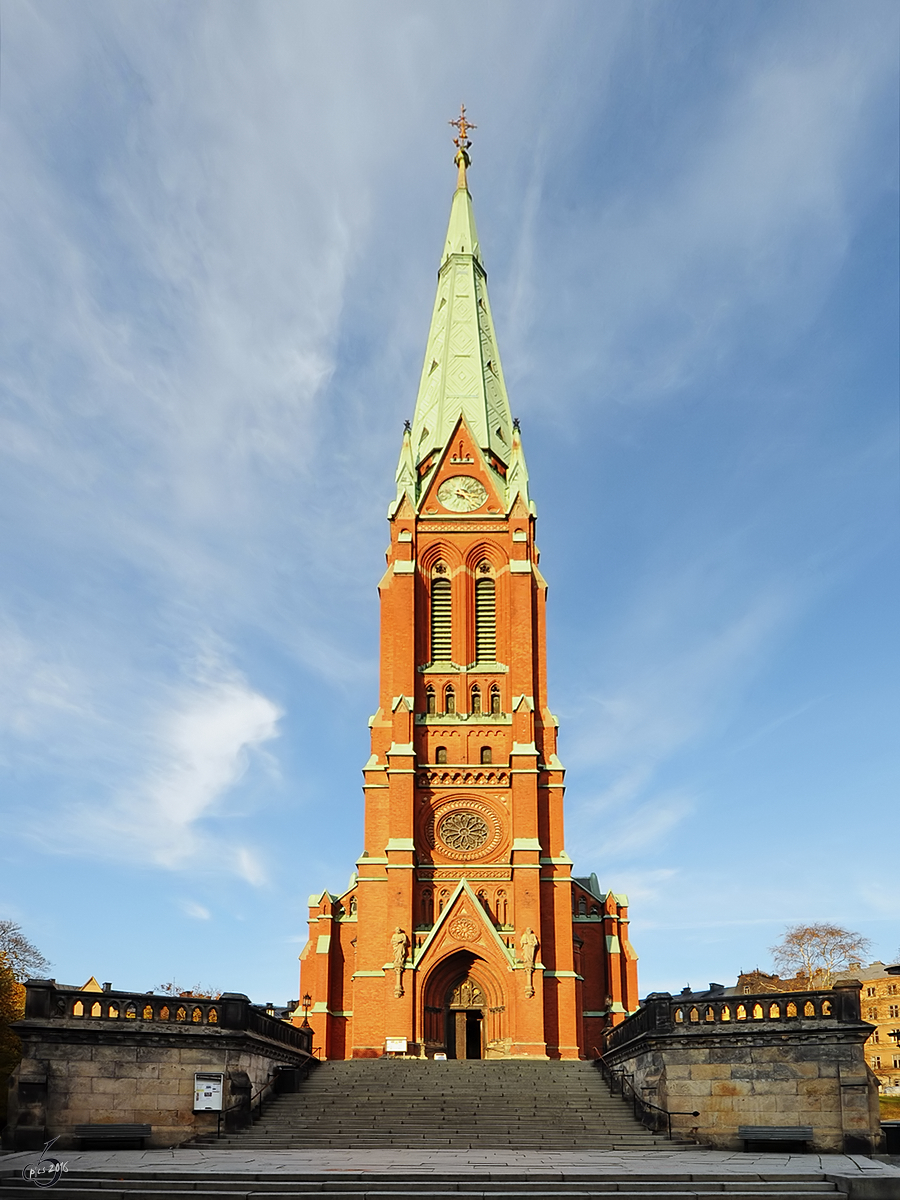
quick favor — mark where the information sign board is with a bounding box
[193,1072,224,1111]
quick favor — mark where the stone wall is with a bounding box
[602,982,881,1153]
[3,981,314,1151]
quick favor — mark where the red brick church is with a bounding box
[298,115,638,1059]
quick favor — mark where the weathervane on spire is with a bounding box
[450,104,476,190]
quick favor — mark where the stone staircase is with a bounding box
[0,1164,852,1199]
[200,1059,674,1150]
[0,1062,860,1197]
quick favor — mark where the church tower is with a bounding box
[299,113,638,1059]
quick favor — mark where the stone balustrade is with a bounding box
[600,982,880,1154]
[22,981,311,1056]
[5,979,314,1152]
[605,985,859,1055]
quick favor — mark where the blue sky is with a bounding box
[0,1,897,1005]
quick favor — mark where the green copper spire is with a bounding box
[395,109,527,515]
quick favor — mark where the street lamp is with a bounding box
[301,993,312,1029]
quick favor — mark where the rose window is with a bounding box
[438,811,489,852]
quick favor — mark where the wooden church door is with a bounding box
[447,977,485,1059]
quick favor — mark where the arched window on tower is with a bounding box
[475,572,496,663]
[431,570,452,663]
[480,746,492,765]
[435,746,447,765]
[425,685,436,715]
[471,685,481,714]
[490,685,501,715]
[444,686,456,715]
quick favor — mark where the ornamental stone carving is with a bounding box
[418,867,511,882]
[416,769,510,787]
[520,927,539,998]
[448,916,481,943]
[391,927,409,998]
[439,811,489,852]
[450,979,485,1006]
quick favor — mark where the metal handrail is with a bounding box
[593,1052,699,1140]
[215,1070,277,1138]
[227,1056,318,1120]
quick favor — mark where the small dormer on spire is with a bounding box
[506,417,533,514]
[391,420,417,516]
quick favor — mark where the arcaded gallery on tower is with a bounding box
[298,119,638,1060]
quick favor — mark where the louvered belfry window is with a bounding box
[475,578,496,662]
[431,577,452,662]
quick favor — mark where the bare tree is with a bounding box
[770,923,871,989]
[0,920,50,982]
[153,980,222,999]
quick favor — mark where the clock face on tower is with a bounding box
[436,475,488,512]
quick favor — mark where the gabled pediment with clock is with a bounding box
[419,417,506,518]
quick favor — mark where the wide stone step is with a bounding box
[209,1141,669,1148]
[248,1120,646,1128]
[244,1116,657,1124]
[0,1183,850,1198]
[208,1138,669,1145]
[209,1124,662,1133]
[0,1171,849,1199]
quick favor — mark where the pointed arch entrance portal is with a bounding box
[421,951,506,1059]
[448,976,485,1060]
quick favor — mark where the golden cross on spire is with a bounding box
[449,104,476,190]
[450,103,476,149]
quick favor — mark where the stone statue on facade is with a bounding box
[391,926,409,998]
[520,927,539,997]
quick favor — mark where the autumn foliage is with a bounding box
[0,953,26,1122]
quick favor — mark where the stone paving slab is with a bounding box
[1,1148,899,1181]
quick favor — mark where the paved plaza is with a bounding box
[2,1146,899,1183]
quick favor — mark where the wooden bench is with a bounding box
[74,1123,151,1149]
[738,1124,813,1151]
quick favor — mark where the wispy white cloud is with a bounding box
[13,654,282,882]
[99,667,281,872]
[570,576,800,769]
[858,883,900,921]
[603,868,679,907]
[232,846,268,888]
[563,569,804,865]
[0,620,89,741]
[596,790,695,860]
[527,11,898,409]
[180,900,211,921]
